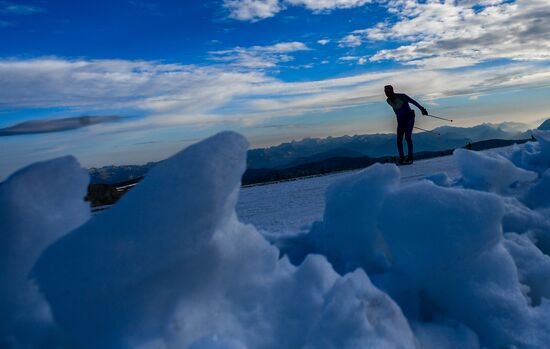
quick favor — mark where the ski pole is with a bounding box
[414,126,440,136]
[427,114,453,122]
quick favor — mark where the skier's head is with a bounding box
[384,85,395,98]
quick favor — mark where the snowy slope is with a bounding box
[237,154,461,235]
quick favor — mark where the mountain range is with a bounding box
[246,122,532,169]
[89,121,539,184]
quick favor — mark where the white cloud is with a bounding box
[0,58,271,118]
[224,0,372,21]
[339,56,367,65]
[258,42,310,53]
[338,34,362,47]
[318,39,330,45]
[223,0,281,21]
[209,41,310,68]
[361,0,550,68]
[239,62,550,121]
[286,0,372,12]
[339,56,358,61]
[2,57,550,131]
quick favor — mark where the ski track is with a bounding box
[236,154,461,235]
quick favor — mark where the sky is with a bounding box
[1,0,550,179]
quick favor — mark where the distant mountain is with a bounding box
[283,148,366,168]
[88,137,533,208]
[88,122,533,184]
[538,118,550,131]
[247,122,530,169]
[89,162,157,184]
[243,138,532,185]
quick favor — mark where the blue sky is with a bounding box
[1,0,550,179]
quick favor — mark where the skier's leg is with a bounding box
[405,116,414,159]
[396,122,405,159]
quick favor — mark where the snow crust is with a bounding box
[2,130,550,348]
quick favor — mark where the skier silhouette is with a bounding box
[384,85,428,164]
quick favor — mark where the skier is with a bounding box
[384,85,428,164]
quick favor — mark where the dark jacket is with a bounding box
[387,93,423,120]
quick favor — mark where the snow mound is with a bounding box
[454,148,537,194]
[278,133,550,348]
[27,132,414,349]
[503,130,550,173]
[0,156,90,348]
[278,163,398,275]
[2,131,550,348]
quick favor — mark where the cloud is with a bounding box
[223,0,372,21]
[0,58,271,115]
[286,0,372,12]
[353,0,550,68]
[318,39,330,45]
[339,56,367,64]
[208,41,310,68]
[223,0,282,21]
[338,34,362,47]
[2,57,550,132]
[339,55,358,61]
[236,62,550,121]
[0,115,122,136]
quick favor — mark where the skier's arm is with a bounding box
[405,94,428,115]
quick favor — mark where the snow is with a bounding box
[454,148,537,194]
[0,156,90,349]
[2,130,550,348]
[237,153,460,235]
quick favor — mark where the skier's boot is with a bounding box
[397,157,406,165]
[405,155,414,165]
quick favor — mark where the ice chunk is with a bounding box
[503,131,550,173]
[503,233,550,306]
[424,172,454,187]
[0,156,90,348]
[278,164,398,274]
[454,148,537,194]
[377,182,539,347]
[523,169,550,209]
[534,130,550,167]
[500,196,550,257]
[32,132,249,348]
[412,322,480,349]
[379,182,504,286]
[304,269,416,349]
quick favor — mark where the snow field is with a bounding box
[237,152,461,235]
[2,131,550,348]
